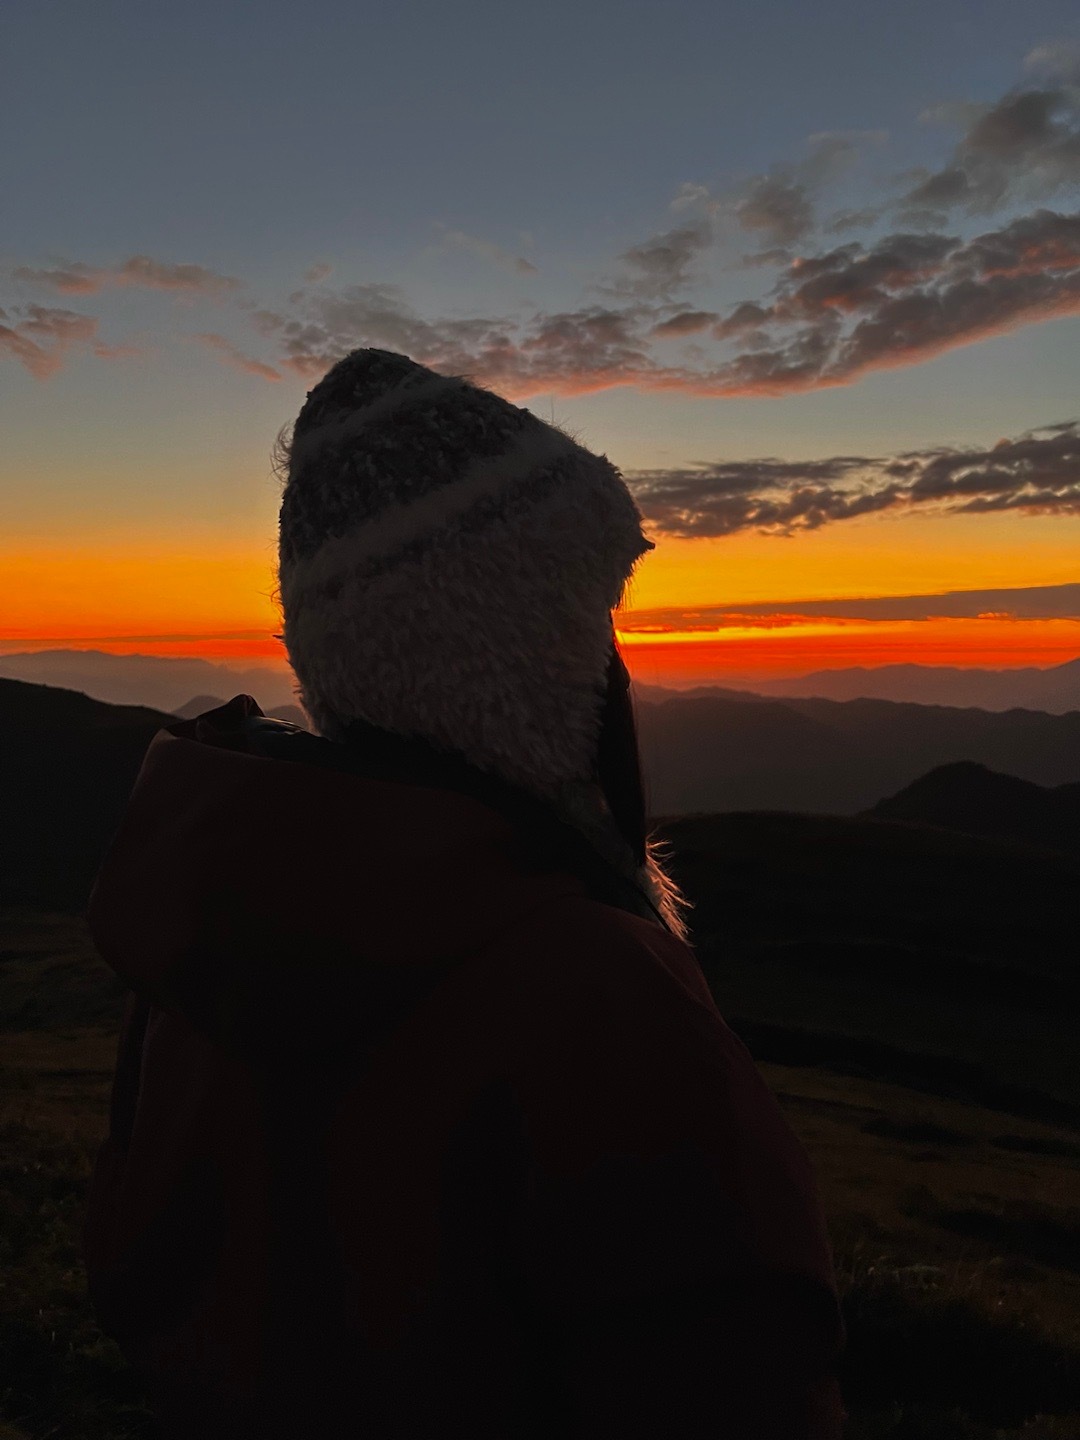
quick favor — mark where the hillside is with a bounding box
[5,686,1080,1437]
[171,696,309,728]
[635,690,1080,814]
[0,678,173,912]
[865,761,1080,856]
[652,807,1080,1119]
[172,693,227,718]
[0,649,296,713]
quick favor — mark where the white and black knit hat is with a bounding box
[276,349,688,936]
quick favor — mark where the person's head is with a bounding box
[275,349,690,937]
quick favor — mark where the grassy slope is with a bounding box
[0,679,172,914]
[655,811,1080,1122]
[0,914,153,1439]
[2,903,1080,1438]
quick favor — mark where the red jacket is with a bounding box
[83,696,847,1438]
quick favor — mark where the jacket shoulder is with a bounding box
[495,889,719,1027]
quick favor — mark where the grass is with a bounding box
[0,1044,157,1437]
[3,909,1080,1437]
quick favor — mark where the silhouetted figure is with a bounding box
[83,350,846,1437]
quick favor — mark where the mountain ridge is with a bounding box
[863,760,1080,857]
[738,656,1080,713]
[5,648,1079,716]
[633,689,1080,815]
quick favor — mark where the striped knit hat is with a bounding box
[276,349,687,935]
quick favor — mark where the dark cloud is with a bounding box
[512,305,657,387]
[711,131,882,251]
[732,173,815,246]
[256,283,463,377]
[711,301,772,338]
[602,224,711,299]
[251,208,1080,398]
[620,582,1080,630]
[256,285,661,395]
[650,309,720,338]
[624,418,1080,537]
[12,256,241,297]
[739,246,794,267]
[898,80,1080,219]
[19,61,1072,399]
[826,206,885,234]
[695,209,1080,395]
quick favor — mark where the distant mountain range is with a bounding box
[5,674,1080,914]
[3,648,1079,716]
[7,675,1078,1131]
[634,690,1080,815]
[171,694,229,719]
[172,695,310,728]
[0,650,298,714]
[722,656,1080,713]
[863,761,1080,857]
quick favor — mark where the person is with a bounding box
[83,348,848,1438]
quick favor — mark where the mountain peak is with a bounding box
[865,761,1080,856]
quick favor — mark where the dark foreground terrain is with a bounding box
[3,811,1080,1438]
[3,676,1080,1435]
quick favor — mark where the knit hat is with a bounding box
[276,349,689,937]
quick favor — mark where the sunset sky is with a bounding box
[3,0,1079,688]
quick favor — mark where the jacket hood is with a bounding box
[88,695,661,1059]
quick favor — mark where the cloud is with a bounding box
[0,304,99,378]
[11,266,102,296]
[697,130,887,256]
[12,255,242,297]
[897,77,1080,219]
[649,309,720,338]
[437,227,538,275]
[254,283,521,381]
[670,182,712,212]
[619,582,1080,629]
[518,304,658,384]
[36,58,1070,401]
[194,332,282,381]
[692,208,1080,396]
[732,172,816,246]
[826,207,885,234]
[601,223,711,299]
[711,300,772,339]
[1024,39,1080,83]
[256,282,663,393]
[739,246,794,267]
[90,341,145,360]
[622,418,1080,538]
[252,207,1080,400]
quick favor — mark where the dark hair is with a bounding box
[595,641,648,868]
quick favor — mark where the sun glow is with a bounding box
[3,516,1078,681]
[615,615,1080,686]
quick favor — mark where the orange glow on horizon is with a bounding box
[2,616,1076,682]
[3,528,1078,682]
[616,615,1080,685]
